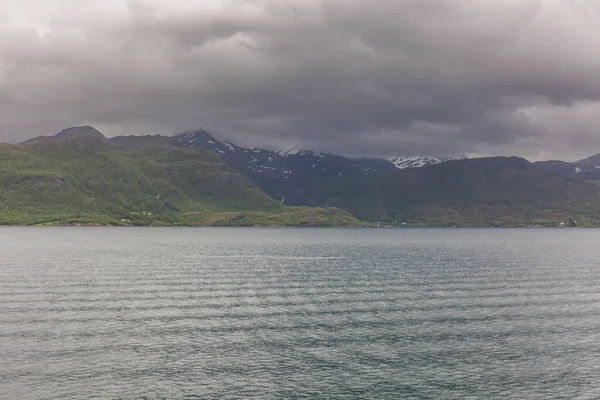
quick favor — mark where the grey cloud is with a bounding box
[1,0,600,160]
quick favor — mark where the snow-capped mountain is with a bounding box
[173,130,464,174]
[573,154,600,179]
[168,130,472,203]
[533,154,600,181]
[171,130,399,204]
[172,130,396,178]
[532,160,578,175]
[389,156,467,169]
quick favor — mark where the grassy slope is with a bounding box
[0,135,359,226]
[298,157,600,226]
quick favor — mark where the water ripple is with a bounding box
[2,227,600,399]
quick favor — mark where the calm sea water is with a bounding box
[1,227,600,399]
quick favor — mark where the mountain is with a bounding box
[53,126,106,140]
[106,129,600,226]
[23,125,106,143]
[297,157,600,226]
[389,156,467,169]
[533,154,600,181]
[573,154,600,181]
[111,130,470,205]
[1,128,359,226]
[532,160,578,175]
[12,126,600,227]
[167,130,398,204]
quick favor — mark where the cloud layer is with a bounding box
[1,0,600,160]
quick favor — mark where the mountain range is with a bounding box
[0,127,358,226]
[167,130,475,205]
[6,126,600,226]
[167,129,600,185]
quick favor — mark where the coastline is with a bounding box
[2,221,591,228]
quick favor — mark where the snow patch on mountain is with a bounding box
[389,156,467,170]
[277,149,300,156]
[223,142,236,152]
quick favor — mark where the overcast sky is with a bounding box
[1,0,600,160]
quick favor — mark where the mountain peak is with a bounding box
[575,153,600,166]
[21,126,106,145]
[173,129,216,143]
[55,126,105,140]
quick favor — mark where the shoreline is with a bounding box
[0,223,593,229]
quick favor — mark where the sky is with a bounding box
[1,0,600,160]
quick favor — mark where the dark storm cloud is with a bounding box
[1,0,600,160]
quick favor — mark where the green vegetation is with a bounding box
[0,134,359,226]
[298,157,600,227]
[6,129,600,228]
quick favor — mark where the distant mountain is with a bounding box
[171,130,396,176]
[168,130,398,204]
[109,131,467,194]
[573,154,600,180]
[298,156,600,225]
[1,127,359,226]
[16,125,600,227]
[389,156,467,169]
[533,154,600,181]
[106,129,600,225]
[532,160,578,176]
[54,126,105,140]
[23,126,106,144]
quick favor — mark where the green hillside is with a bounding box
[8,127,600,227]
[0,132,359,226]
[298,157,600,226]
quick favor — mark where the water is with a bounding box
[1,227,600,399]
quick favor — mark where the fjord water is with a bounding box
[2,228,600,399]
